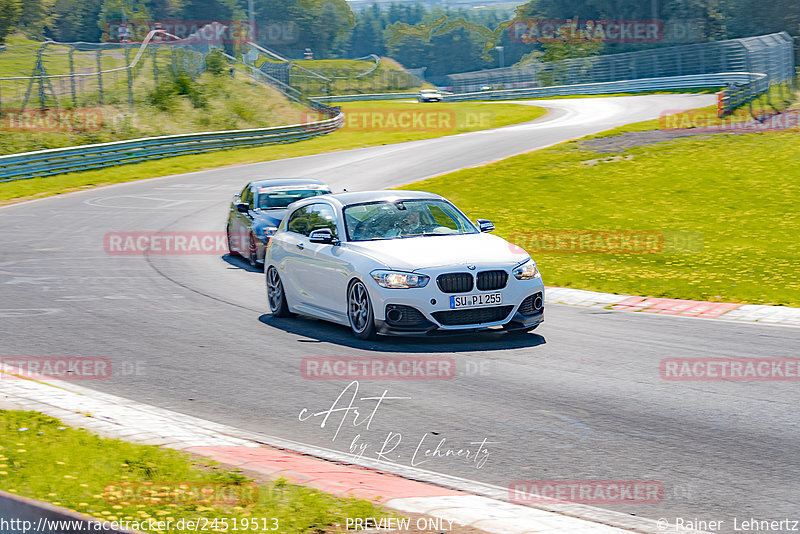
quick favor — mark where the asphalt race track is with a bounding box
[2,95,798,532]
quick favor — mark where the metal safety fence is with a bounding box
[0,35,208,113]
[447,32,795,95]
[244,42,423,96]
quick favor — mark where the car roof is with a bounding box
[249,178,328,189]
[309,190,444,208]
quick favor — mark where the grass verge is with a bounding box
[0,101,545,204]
[0,409,394,533]
[398,117,799,307]
[0,71,306,156]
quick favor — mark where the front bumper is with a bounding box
[375,309,543,336]
[366,273,545,336]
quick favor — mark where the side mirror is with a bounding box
[309,228,336,244]
[236,203,250,214]
[476,219,495,232]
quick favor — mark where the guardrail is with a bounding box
[0,71,784,182]
[310,92,419,103]
[0,112,343,182]
[716,73,770,116]
[440,72,765,102]
[308,73,768,104]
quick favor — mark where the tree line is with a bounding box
[1,0,796,77]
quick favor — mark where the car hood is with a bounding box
[344,232,529,271]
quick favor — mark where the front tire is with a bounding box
[267,267,292,317]
[347,280,376,340]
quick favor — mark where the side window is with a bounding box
[287,204,338,238]
[306,203,338,239]
[287,206,311,235]
[241,186,254,208]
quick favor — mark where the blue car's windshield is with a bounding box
[344,199,478,241]
[257,188,329,209]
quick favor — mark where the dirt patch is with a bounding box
[578,129,723,153]
[580,107,799,153]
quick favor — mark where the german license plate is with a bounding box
[450,293,502,309]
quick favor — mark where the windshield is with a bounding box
[344,199,478,241]
[256,188,329,209]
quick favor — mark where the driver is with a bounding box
[400,209,428,235]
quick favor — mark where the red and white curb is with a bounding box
[545,287,800,326]
[0,366,710,534]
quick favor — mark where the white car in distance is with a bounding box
[417,88,443,102]
[265,191,544,339]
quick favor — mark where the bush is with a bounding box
[172,71,207,109]
[146,84,177,112]
[205,49,228,76]
[172,72,194,96]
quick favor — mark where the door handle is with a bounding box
[296,243,304,250]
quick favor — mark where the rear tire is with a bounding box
[347,280,377,340]
[227,225,239,256]
[267,267,292,317]
[248,233,260,269]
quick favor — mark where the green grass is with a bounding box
[0,410,394,533]
[291,57,423,96]
[398,126,800,307]
[0,101,545,204]
[0,71,306,155]
[256,55,425,95]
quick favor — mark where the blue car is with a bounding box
[227,178,332,268]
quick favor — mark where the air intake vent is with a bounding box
[432,306,513,326]
[519,293,544,316]
[436,273,474,293]
[476,270,508,291]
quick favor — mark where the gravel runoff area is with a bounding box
[579,108,798,152]
[578,129,725,152]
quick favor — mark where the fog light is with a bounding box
[386,308,403,322]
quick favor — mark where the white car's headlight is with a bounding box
[371,270,430,289]
[512,258,539,280]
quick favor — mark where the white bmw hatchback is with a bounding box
[264,191,544,339]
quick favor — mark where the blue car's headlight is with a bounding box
[512,258,539,280]
[371,270,430,289]
[256,226,278,242]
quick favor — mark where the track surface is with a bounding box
[2,95,798,532]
